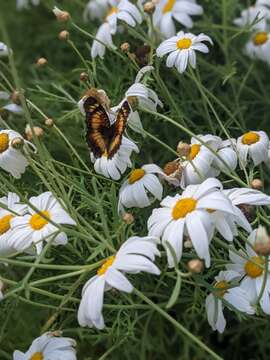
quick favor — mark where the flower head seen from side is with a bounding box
[13,331,77,360]
[234,3,270,31]
[91,0,142,59]
[0,129,29,179]
[78,236,160,329]
[118,164,164,213]
[156,31,213,73]
[0,91,23,115]
[113,66,163,134]
[147,178,236,267]
[245,31,270,65]
[0,192,27,256]
[153,0,203,38]
[226,229,270,315]
[205,270,255,333]
[237,131,269,167]
[8,191,76,255]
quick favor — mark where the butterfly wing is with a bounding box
[84,96,111,158]
[107,100,131,158]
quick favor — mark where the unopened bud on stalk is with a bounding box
[187,259,204,274]
[45,118,54,127]
[80,72,89,81]
[11,137,24,149]
[58,30,69,41]
[36,57,48,67]
[177,142,191,157]
[163,161,179,176]
[52,7,71,22]
[122,212,134,224]
[143,1,155,14]
[25,124,44,141]
[254,225,270,256]
[251,178,263,190]
[10,90,23,105]
[120,42,130,53]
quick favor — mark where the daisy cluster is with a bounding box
[1,1,270,358]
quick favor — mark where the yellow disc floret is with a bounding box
[97,256,116,276]
[214,280,228,297]
[30,353,44,360]
[253,32,268,46]
[177,38,192,50]
[244,256,264,278]
[29,210,50,230]
[0,133,9,153]
[128,169,145,184]
[242,131,260,145]
[0,214,13,235]
[172,198,197,220]
[188,144,201,160]
[162,0,175,13]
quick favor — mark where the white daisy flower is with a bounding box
[0,129,29,179]
[147,178,236,267]
[91,0,142,59]
[245,31,270,65]
[113,66,163,133]
[84,0,110,21]
[78,236,160,329]
[236,130,269,167]
[156,31,213,73]
[0,91,23,115]
[91,136,139,180]
[0,192,27,256]
[227,229,270,314]
[8,191,76,255]
[0,42,10,57]
[153,0,203,38]
[13,332,77,360]
[179,134,219,188]
[118,164,164,212]
[205,270,255,334]
[234,3,270,31]
[211,186,270,242]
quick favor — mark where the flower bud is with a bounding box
[58,30,69,41]
[122,212,134,224]
[25,124,44,141]
[254,225,270,256]
[143,1,155,14]
[177,142,191,157]
[163,161,179,176]
[80,72,89,81]
[11,137,24,149]
[45,118,54,127]
[10,90,22,105]
[187,259,204,274]
[251,178,263,190]
[36,57,48,67]
[120,42,130,53]
[52,7,71,22]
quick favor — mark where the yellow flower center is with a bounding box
[214,280,229,297]
[30,353,44,360]
[242,131,260,145]
[29,210,50,230]
[162,0,175,13]
[105,6,118,20]
[187,144,201,160]
[128,169,145,184]
[0,214,13,235]
[177,38,192,50]
[97,256,116,276]
[244,256,264,278]
[172,198,197,220]
[253,32,268,46]
[0,133,9,153]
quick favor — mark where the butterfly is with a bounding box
[83,90,131,159]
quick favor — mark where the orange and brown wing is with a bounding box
[107,100,131,158]
[84,96,111,158]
